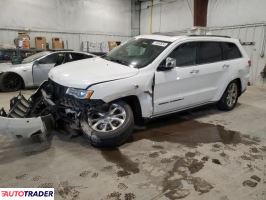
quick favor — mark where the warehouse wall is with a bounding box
[207,0,266,27]
[0,0,132,51]
[139,0,266,85]
[140,0,193,34]
[207,0,266,85]
[208,25,266,85]
[131,0,141,36]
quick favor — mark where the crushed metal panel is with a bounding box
[0,114,54,139]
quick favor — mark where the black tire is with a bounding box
[217,81,239,111]
[0,72,23,92]
[81,101,134,148]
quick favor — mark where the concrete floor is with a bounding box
[0,87,265,200]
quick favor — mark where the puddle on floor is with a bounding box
[0,111,259,165]
[132,115,257,146]
[101,149,140,177]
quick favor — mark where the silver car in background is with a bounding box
[0,51,94,92]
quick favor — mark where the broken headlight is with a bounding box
[66,88,94,99]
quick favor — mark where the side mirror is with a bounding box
[165,57,176,69]
[158,57,176,71]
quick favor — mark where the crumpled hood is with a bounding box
[49,57,139,89]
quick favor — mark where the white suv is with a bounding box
[6,35,250,147]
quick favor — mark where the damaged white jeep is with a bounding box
[0,35,250,147]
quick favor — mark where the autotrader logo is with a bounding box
[0,188,54,199]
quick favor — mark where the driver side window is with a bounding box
[38,53,58,64]
[168,42,197,67]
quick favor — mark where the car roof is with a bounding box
[136,34,238,43]
[49,51,95,56]
[136,35,181,42]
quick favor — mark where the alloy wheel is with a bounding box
[226,83,238,107]
[87,103,127,133]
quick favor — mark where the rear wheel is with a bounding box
[81,101,134,147]
[0,73,23,92]
[217,81,239,111]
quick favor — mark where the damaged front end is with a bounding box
[0,80,104,141]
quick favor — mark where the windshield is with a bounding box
[22,51,51,64]
[103,38,171,68]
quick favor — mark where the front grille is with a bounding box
[48,79,91,109]
[48,79,67,99]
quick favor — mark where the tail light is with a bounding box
[248,60,251,67]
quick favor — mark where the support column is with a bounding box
[194,0,208,27]
[131,0,141,36]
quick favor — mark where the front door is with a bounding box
[153,42,198,115]
[33,53,59,85]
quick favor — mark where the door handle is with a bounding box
[190,69,200,74]
[223,64,230,69]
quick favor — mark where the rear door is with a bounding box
[192,41,244,103]
[219,42,245,92]
[191,41,226,103]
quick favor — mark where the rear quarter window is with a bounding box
[39,53,58,64]
[67,53,93,62]
[221,42,242,60]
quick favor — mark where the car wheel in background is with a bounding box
[0,72,23,92]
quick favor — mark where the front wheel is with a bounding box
[217,81,239,111]
[81,101,134,147]
[0,73,23,92]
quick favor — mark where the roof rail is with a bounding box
[188,34,231,38]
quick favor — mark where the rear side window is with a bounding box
[197,42,222,64]
[169,42,197,67]
[39,53,58,64]
[67,53,93,62]
[221,42,242,60]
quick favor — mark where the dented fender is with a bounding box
[89,70,155,118]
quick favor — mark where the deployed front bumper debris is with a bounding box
[0,82,55,141]
[0,114,54,141]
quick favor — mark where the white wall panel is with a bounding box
[0,0,132,51]
[209,25,266,85]
[208,0,266,27]
[140,0,193,34]
[0,0,131,35]
[206,0,266,85]
[138,0,266,85]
